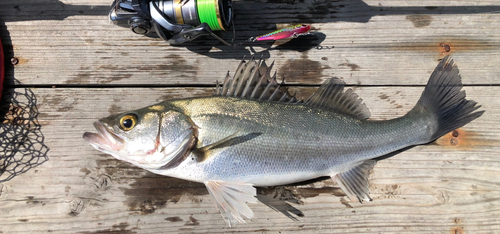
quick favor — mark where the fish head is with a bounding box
[83,106,196,170]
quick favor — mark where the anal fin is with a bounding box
[204,181,258,227]
[332,160,376,203]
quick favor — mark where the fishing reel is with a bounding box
[109,0,234,45]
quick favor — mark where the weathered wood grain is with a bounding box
[1,0,500,85]
[0,87,498,233]
[1,0,500,233]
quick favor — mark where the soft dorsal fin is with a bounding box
[304,78,371,120]
[215,57,301,103]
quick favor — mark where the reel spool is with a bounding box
[109,0,233,45]
[152,0,232,31]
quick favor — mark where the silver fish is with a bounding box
[83,56,483,226]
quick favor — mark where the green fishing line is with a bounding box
[197,0,223,30]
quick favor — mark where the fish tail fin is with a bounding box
[412,56,484,142]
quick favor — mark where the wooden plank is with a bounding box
[0,86,498,233]
[1,0,500,233]
[1,0,500,85]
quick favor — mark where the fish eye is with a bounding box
[119,114,138,131]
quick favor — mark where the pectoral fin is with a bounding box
[332,160,376,203]
[204,180,258,227]
[195,131,240,162]
[198,131,240,152]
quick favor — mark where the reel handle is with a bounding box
[168,23,233,46]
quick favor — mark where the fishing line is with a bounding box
[197,0,224,30]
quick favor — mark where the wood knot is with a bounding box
[435,190,450,204]
[93,174,112,190]
[68,198,85,216]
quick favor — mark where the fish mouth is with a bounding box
[83,122,125,152]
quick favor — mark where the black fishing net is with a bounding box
[0,83,49,182]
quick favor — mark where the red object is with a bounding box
[254,24,311,41]
[0,37,3,102]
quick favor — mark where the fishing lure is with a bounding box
[249,24,311,42]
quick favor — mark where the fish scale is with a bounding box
[175,96,429,183]
[84,56,483,227]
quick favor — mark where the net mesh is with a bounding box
[0,83,49,182]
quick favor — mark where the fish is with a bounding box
[83,56,483,227]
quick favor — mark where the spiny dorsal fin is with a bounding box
[304,78,371,120]
[215,57,300,103]
[215,58,370,119]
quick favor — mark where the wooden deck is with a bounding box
[1,0,499,233]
